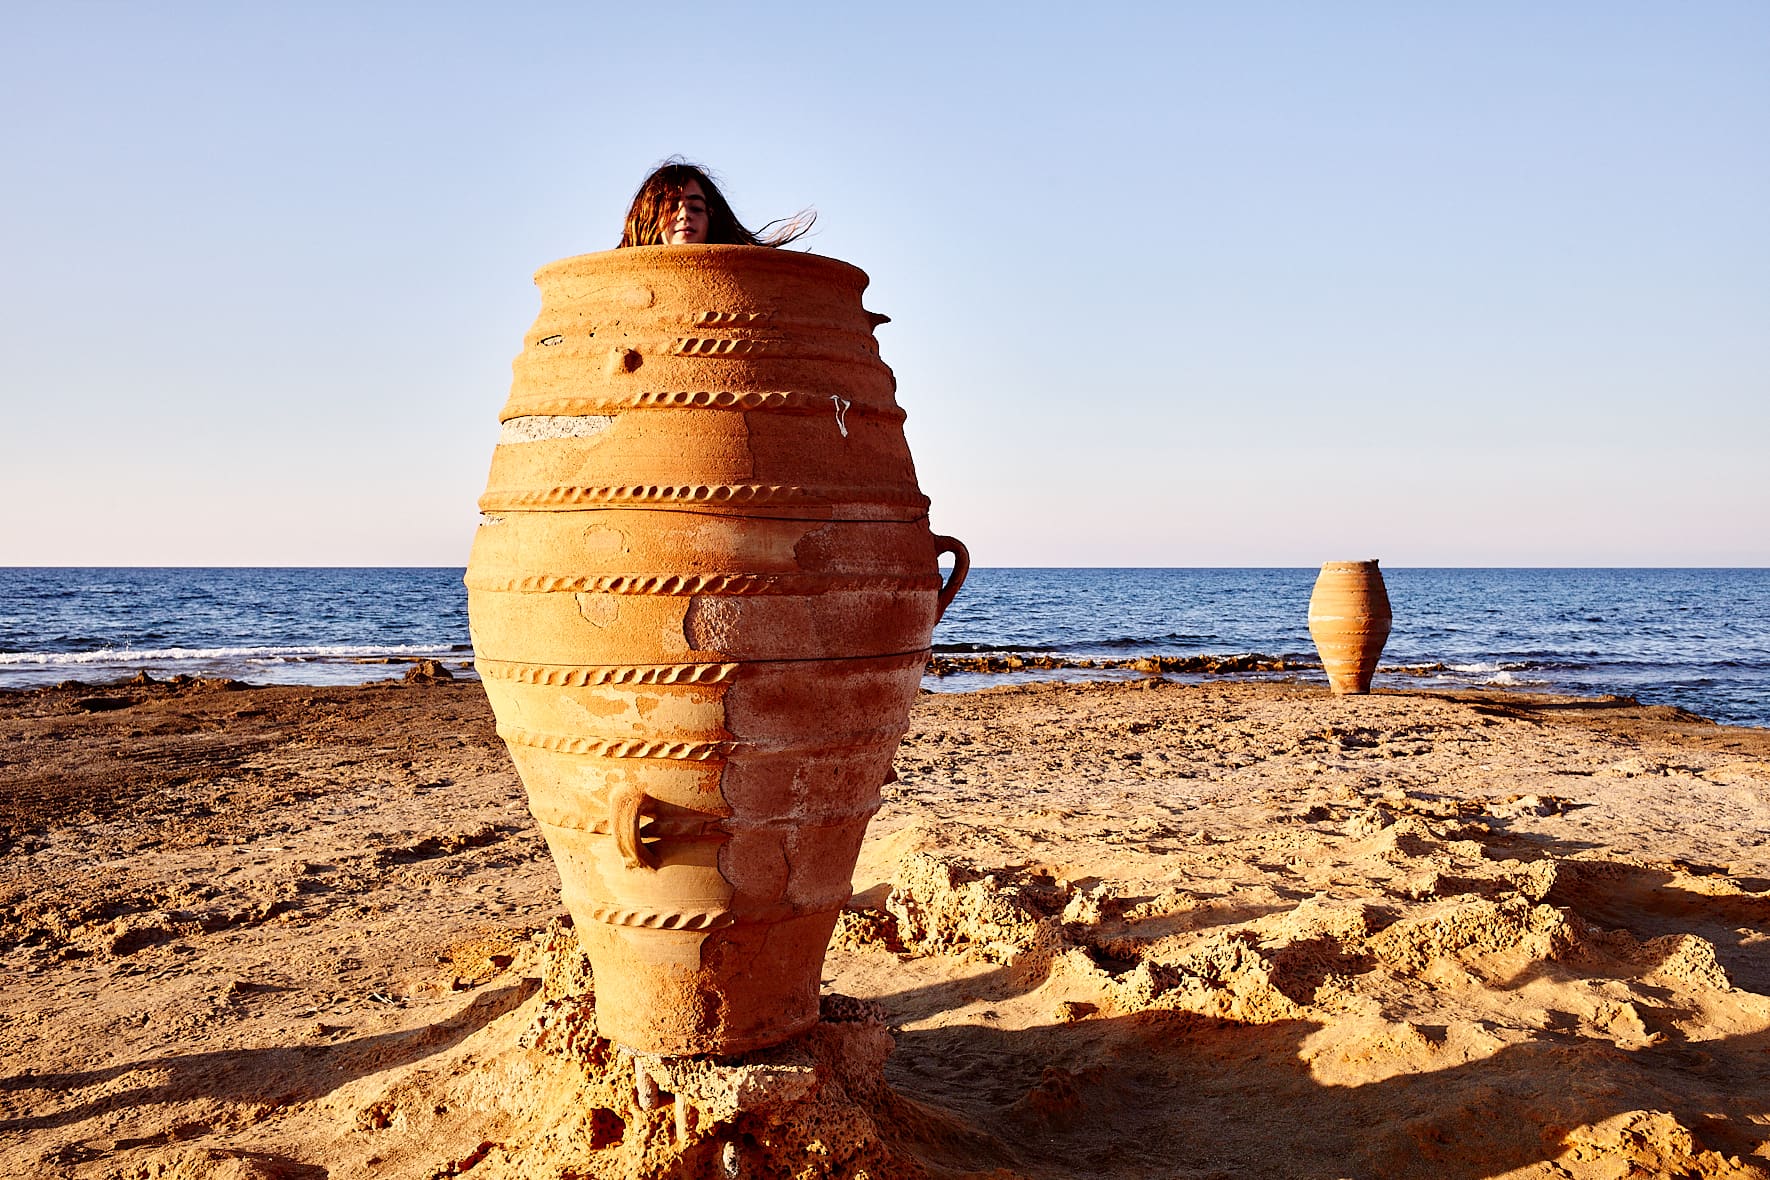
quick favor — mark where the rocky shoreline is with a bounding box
[925,651,1464,678]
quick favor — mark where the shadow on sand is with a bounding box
[0,978,537,1139]
[862,825,1770,1179]
[884,1011,1770,1179]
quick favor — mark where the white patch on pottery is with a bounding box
[499,415,615,444]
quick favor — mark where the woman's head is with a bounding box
[619,162,745,247]
[617,160,814,249]
[660,179,709,244]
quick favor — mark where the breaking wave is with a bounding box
[0,643,452,666]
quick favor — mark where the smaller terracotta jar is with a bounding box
[1308,560,1393,695]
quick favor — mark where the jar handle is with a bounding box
[931,534,970,624]
[610,785,658,870]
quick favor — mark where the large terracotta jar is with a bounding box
[1307,560,1392,695]
[466,245,966,1055]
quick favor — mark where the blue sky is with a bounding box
[2,1,1765,565]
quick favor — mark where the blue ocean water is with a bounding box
[0,568,471,688]
[931,568,1770,728]
[0,568,1765,728]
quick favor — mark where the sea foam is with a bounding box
[0,643,450,666]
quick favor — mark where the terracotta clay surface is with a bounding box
[1307,559,1393,695]
[466,245,967,1055]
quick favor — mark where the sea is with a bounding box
[0,568,1765,728]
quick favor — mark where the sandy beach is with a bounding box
[3,672,1769,1178]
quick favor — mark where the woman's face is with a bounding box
[661,181,709,244]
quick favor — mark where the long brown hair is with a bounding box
[616,160,814,248]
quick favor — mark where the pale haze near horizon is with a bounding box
[2,2,1764,568]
